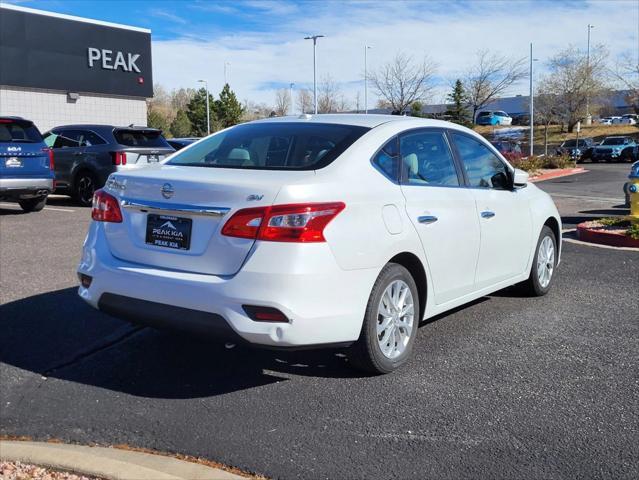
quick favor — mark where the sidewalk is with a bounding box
[0,441,245,480]
[529,167,587,183]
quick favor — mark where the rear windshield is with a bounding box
[114,129,170,148]
[167,122,370,170]
[0,120,43,143]
[602,138,625,146]
[477,112,492,117]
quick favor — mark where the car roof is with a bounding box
[51,124,159,132]
[251,113,455,129]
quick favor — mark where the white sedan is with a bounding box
[78,115,561,374]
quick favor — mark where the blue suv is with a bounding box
[0,117,55,212]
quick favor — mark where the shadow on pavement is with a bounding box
[0,288,364,400]
[580,208,630,216]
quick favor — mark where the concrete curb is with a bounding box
[0,440,245,480]
[576,222,639,248]
[529,167,587,183]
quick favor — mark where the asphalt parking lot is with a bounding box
[1,163,637,479]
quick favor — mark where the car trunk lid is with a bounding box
[102,166,314,275]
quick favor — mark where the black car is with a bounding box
[555,138,594,161]
[43,125,174,206]
[167,137,199,151]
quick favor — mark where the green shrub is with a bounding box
[510,155,576,174]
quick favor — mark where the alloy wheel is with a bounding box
[377,280,415,359]
[537,235,555,288]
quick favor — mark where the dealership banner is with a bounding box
[0,6,153,98]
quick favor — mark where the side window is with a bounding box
[372,137,400,182]
[399,130,459,187]
[52,130,81,149]
[451,133,510,190]
[81,130,106,147]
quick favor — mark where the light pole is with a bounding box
[364,45,371,114]
[585,24,594,125]
[224,62,231,85]
[304,34,324,114]
[197,79,210,136]
[289,83,294,115]
[529,43,538,158]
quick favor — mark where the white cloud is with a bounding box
[151,0,638,108]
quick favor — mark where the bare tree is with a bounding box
[317,75,342,113]
[171,88,195,112]
[297,89,313,114]
[612,53,639,113]
[241,100,273,121]
[464,49,527,121]
[533,90,560,155]
[542,45,608,132]
[370,52,437,113]
[274,89,291,116]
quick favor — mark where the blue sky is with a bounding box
[6,0,639,108]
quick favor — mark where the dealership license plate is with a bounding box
[145,214,192,250]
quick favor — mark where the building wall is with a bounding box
[0,85,147,131]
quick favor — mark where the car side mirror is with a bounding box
[490,171,510,190]
[513,168,529,187]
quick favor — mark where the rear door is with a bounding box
[398,128,481,305]
[449,132,533,289]
[0,119,50,178]
[46,129,85,188]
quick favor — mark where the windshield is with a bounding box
[114,129,170,148]
[602,138,625,146]
[167,122,369,170]
[0,120,43,143]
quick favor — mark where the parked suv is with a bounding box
[476,111,513,126]
[0,116,54,212]
[490,140,523,161]
[43,125,174,206]
[591,136,636,162]
[556,138,594,160]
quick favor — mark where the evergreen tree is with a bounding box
[186,88,215,136]
[214,83,245,128]
[446,79,471,127]
[410,101,424,117]
[170,109,192,138]
[147,107,170,133]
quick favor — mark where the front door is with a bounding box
[449,132,533,289]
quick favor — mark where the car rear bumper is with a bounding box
[78,223,378,348]
[0,177,53,199]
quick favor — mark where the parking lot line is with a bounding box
[0,202,75,212]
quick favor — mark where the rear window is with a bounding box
[477,112,492,117]
[0,120,43,143]
[167,122,369,170]
[114,129,170,148]
[602,138,625,146]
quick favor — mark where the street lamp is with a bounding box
[289,82,295,115]
[304,34,324,114]
[364,45,371,114]
[529,43,539,157]
[197,79,210,136]
[585,24,594,125]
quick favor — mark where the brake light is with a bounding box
[243,305,289,323]
[221,202,345,243]
[111,151,127,166]
[91,189,122,223]
[44,148,54,170]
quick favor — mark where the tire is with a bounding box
[348,263,420,374]
[519,225,557,297]
[18,196,47,212]
[73,170,97,207]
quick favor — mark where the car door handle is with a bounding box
[481,211,496,219]
[418,215,438,224]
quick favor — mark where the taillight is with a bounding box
[91,189,122,223]
[43,147,54,170]
[221,202,345,243]
[243,305,289,323]
[111,151,127,166]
